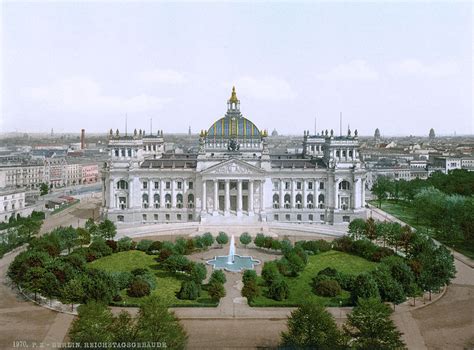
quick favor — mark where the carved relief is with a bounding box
[212,162,253,174]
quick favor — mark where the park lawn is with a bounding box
[251,250,378,307]
[88,250,217,307]
[371,199,474,260]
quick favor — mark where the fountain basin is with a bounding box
[207,255,261,272]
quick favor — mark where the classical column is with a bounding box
[249,180,254,215]
[213,180,219,215]
[237,180,242,216]
[224,180,230,216]
[291,179,296,209]
[159,179,164,209]
[335,179,339,209]
[279,179,284,209]
[314,180,319,209]
[171,179,176,208]
[201,180,207,212]
[302,179,307,209]
[109,179,114,208]
[147,179,152,209]
[128,179,133,209]
[259,180,265,213]
[361,179,366,207]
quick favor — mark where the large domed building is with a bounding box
[102,87,367,225]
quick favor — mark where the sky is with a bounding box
[1,1,472,136]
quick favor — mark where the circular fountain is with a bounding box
[207,234,260,272]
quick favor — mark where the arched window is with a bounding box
[117,180,128,190]
[165,194,171,208]
[295,194,302,208]
[318,194,325,209]
[187,194,194,208]
[154,194,160,208]
[273,194,280,209]
[307,194,314,208]
[142,194,149,208]
[176,193,183,208]
[284,194,291,209]
[336,150,340,157]
[339,180,351,190]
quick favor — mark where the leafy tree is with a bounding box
[127,277,151,297]
[136,239,153,252]
[262,261,281,286]
[84,218,98,237]
[239,232,252,247]
[350,273,380,304]
[189,262,207,284]
[98,219,117,240]
[117,236,133,251]
[242,270,257,285]
[365,217,378,241]
[55,226,78,253]
[349,218,366,240]
[381,256,416,295]
[254,233,266,248]
[285,251,306,276]
[40,271,61,304]
[281,300,346,349]
[69,302,115,344]
[344,298,405,349]
[201,232,214,248]
[173,238,187,255]
[216,231,229,247]
[177,280,200,300]
[313,279,342,297]
[372,176,392,208]
[62,277,85,311]
[23,266,46,301]
[280,238,293,255]
[209,270,226,285]
[89,238,113,258]
[208,281,226,302]
[242,279,260,303]
[371,266,406,305]
[39,183,49,196]
[135,297,187,349]
[163,255,191,273]
[76,228,91,247]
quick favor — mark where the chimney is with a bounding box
[81,129,85,149]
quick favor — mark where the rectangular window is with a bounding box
[296,182,302,190]
[320,214,325,221]
[343,215,350,223]
[309,214,313,221]
[117,215,124,222]
[273,181,279,190]
[165,214,170,221]
[154,181,159,189]
[242,182,248,190]
[308,182,313,190]
[274,214,279,221]
[154,214,158,221]
[297,214,302,221]
[166,181,171,189]
[188,214,193,221]
[188,181,193,190]
[285,214,291,221]
[219,182,225,190]
[285,182,290,190]
[177,214,182,220]
[143,181,148,189]
[319,182,325,190]
[177,182,182,189]
[142,214,147,221]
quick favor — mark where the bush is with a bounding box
[105,240,118,252]
[173,238,187,255]
[242,279,260,302]
[163,255,191,273]
[209,270,226,285]
[240,232,252,247]
[185,239,196,254]
[208,281,225,301]
[254,233,265,248]
[318,267,338,278]
[136,240,153,252]
[157,248,173,262]
[299,240,332,253]
[262,261,281,286]
[110,271,133,290]
[268,277,290,301]
[112,294,122,302]
[352,239,378,261]
[201,233,214,248]
[350,273,380,304]
[372,247,395,262]
[147,240,163,253]
[242,270,257,285]
[335,273,356,291]
[216,232,229,246]
[189,263,207,284]
[117,237,133,251]
[333,236,354,253]
[127,277,151,297]
[313,280,342,297]
[177,280,200,300]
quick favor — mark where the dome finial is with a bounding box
[229,86,238,103]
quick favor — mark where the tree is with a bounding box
[381,256,416,295]
[344,298,405,349]
[313,280,342,297]
[364,217,378,241]
[189,262,207,284]
[76,228,91,247]
[216,231,229,247]
[268,277,289,301]
[349,218,366,240]
[242,279,260,303]
[177,280,200,300]
[371,266,406,305]
[201,232,214,248]
[240,232,252,247]
[372,176,392,208]
[163,255,191,273]
[418,245,455,300]
[281,300,346,349]
[23,266,46,301]
[40,272,61,305]
[209,270,226,285]
[69,302,115,344]
[39,183,49,196]
[242,270,257,285]
[84,218,98,237]
[262,261,280,286]
[98,219,117,240]
[62,277,85,311]
[254,233,266,248]
[135,297,187,349]
[56,226,78,253]
[127,277,151,297]
[350,273,380,304]
[208,281,226,302]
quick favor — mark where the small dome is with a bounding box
[207,116,260,139]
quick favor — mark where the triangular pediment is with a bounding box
[201,158,265,175]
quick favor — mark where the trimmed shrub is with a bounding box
[216,232,229,246]
[201,233,214,248]
[208,281,225,301]
[163,255,191,273]
[177,280,200,300]
[333,236,354,253]
[242,270,257,285]
[209,270,226,285]
[268,277,290,301]
[148,240,163,253]
[262,261,281,286]
[127,277,151,297]
[110,271,133,290]
[117,237,133,251]
[136,240,153,252]
[254,233,265,248]
[313,279,342,297]
[189,263,207,284]
[318,267,338,278]
[242,279,260,302]
[239,232,252,247]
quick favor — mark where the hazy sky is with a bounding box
[1,1,472,136]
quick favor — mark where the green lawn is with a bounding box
[251,250,378,307]
[88,250,217,307]
[371,199,474,259]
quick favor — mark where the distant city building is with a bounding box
[271,129,278,137]
[102,87,367,225]
[429,128,436,139]
[374,128,381,141]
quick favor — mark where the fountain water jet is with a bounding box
[227,235,236,264]
[207,233,260,272]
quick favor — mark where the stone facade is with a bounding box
[102,88,367,225]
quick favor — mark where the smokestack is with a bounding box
[81,129,85,149]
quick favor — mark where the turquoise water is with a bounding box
[207,255,260,272]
